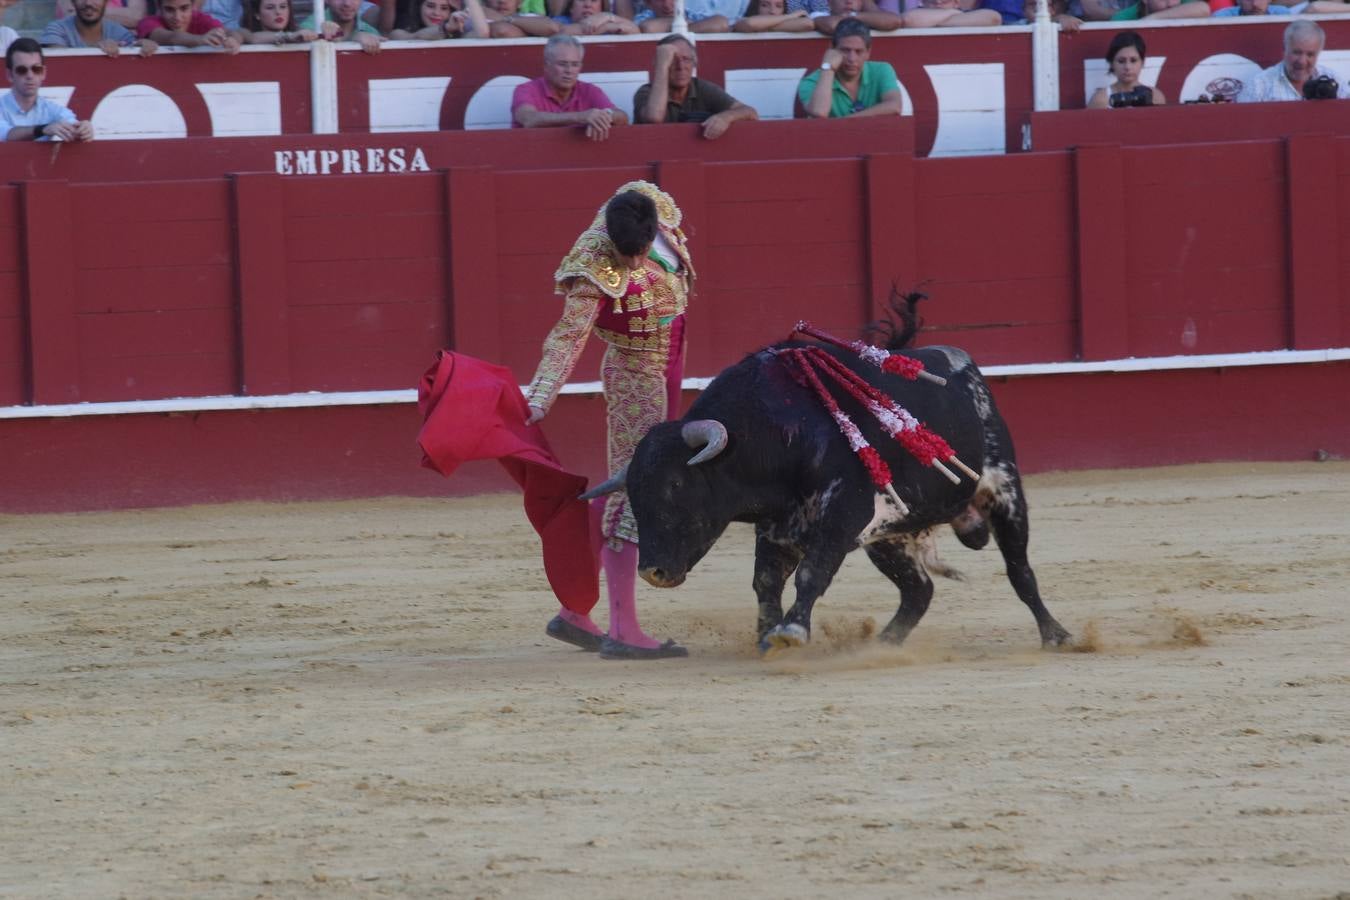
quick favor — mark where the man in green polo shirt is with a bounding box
[798,18,903,118]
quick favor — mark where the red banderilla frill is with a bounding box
[792,320,949,386]
[776,345,981,507]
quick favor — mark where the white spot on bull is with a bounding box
[976,462,1022,526]
[913,528,964,581]
[899,531,931,575]
[783,479,844,541]
[930,346,972,373]
[764,623,809,649]
[857,492,908,546]
[970,378,995,423]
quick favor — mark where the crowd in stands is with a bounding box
[7,0,1350,55]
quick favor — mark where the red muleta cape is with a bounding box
[417,350,599,615]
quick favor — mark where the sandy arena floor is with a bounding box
[2,462,1349,899]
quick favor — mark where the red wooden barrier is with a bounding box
[3,121,1350,407]
[2,359,1346,513]
[1029,101,1350,152]
[2,119,1348,512]
[0,115,914,182]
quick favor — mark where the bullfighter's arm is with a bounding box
[525,281,604,420]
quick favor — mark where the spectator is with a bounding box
[980,0,1023,22]
[556,0,638,33]
[798,17,902,118]
[1214,0,1350,15]
[138,0,244,51]
[634,34,758,138]
[484,0,560,35]
[902,0,1000,27]
[54,0,145,30]
[239,0,319,43]
[41,0,157,55]
[1107,0,1210,20]
[389,0,489,37]
[300,0,383,51]
[361,0,399,33]
[1238,19,1349,102]
[511,33,629,139]
[199,0,245,29]
[1212,0,1290,14]
[1077,0,1132,18]
[635,0,730,33]
[1,38,94,143]
[1087,30,1165,107]
[1017,0,1082,29]
[815,0,902,34]
[733,0,814,31]
[546,0,634,13]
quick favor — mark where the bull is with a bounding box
[585,300,1072,653]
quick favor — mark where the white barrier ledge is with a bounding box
[4,347,1348,420]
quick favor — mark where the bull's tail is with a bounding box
[863,284,927,351]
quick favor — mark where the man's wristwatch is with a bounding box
[33,123,46,139]
[820,62,832,72]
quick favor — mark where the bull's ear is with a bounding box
[579,464,628,500]
[682,419,728,466]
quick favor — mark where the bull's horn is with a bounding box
[578,465,628,501]
[682,419,728,466]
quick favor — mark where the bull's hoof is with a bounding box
[759,623,809,654]
[1040,623,1073,648]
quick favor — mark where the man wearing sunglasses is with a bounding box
[1,38,95,142]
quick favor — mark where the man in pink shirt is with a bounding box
[511,33,629,141]
[137,0,242,51]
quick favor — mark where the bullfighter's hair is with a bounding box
[605,190,659,258]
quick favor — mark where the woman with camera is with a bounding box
[1088,31,1167,108]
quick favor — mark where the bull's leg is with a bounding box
[866,536,934,647]
[762,546,850,651]
[753,528,802,650]
[988,467,1072,647]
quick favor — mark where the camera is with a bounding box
[1108,85,1154,109]
[1303,75,1340,100]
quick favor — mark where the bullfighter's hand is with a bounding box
[526,405,546,425]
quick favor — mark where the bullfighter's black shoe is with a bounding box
[545,615,603,652]
[598,637,689,660]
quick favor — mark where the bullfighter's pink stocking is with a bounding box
[602,540,662,649]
